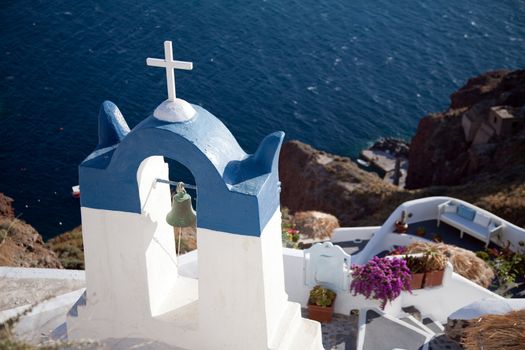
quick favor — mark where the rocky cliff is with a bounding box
[406,69,525,189]
[279,140,403,226]
[279,139,525,228]
[0,193,63,268]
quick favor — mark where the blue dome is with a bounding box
[79,101,284,236]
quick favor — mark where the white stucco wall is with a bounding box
[331,227,379,243]
[71,179,320,350]
[197,208,289,349]
[68,156,193,342]
[281,250,501,322]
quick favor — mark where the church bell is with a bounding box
[166,182,196,228]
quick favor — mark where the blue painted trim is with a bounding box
[97,101,130,150]
[80,101,284,236]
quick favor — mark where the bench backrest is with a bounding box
[444,201,501,229]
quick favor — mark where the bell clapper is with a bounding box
[174,182,185,258]
[177,226,182,257]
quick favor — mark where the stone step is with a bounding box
[402,305,422,321]
[422,317,444,335]
[67,291,86,318]
[400,316,435,335]
[269,302,302,349]
[358,308,432,350]
[427,334,463,350]
[279,318,323,350]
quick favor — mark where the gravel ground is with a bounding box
[0,277,85,311]
[302,309,359,350]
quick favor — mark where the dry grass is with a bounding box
[462,310,525,350]
[47,226,84,269]
[406,242,495,288]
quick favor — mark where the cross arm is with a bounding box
[146,58,193,70]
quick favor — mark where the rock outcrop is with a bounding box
[279,139,525,228]
[406,69,525,189]
[279,140,403,226]
[0,193,63,268]
[368,138,410,158]
[0,194,15,219]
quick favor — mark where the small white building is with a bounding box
[462,105,523,145]
[488,106,523,137]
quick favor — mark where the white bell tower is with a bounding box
[66,42,323,349]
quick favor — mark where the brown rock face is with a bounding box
[0,217,63,268]
[279,139,525,229]
[292,211,340,240]
[279,140,400,226]
[406,69,525,189]
[0,192,63,268]
[0,193,15,219]
[449,70,512,110]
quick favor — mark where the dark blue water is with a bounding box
[1,0,524,239]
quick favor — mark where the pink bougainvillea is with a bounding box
[350,256,412,309]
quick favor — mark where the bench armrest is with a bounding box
[489,223,504,234]
[438,200,452,217]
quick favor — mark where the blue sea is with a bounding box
[1,0,524,240]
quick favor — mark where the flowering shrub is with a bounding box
[282,225,300,248]
[350,256,412,309]
[477,243,525,287]
[388,246,407,256]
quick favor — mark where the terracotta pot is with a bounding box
[424,269,445,287]
[394,221,408,233]
[307,302,335,323]
[410,272,424,290]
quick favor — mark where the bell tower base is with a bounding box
[67,207,322,349]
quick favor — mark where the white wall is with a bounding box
[197,208,289,349]
[282,248,396,315]
[354,196,525,265]
[281,250,501,322]
[398,262,503,323]
[70,157,182,339]
[331,227,379,243]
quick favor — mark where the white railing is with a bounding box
[349,196,525,264]
[331,226,379,243]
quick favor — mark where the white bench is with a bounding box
[437,200,504,247]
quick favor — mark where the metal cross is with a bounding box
[146,41,193,101]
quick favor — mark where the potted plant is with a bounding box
[432,233,443,243]
[394,210,408,233]
[415,226,426,237]
[281,225,300,249]
[350,256,412,309]
[423,248,447,287]
[307,285,336,323]
[404,254,426,290]
[388,246,407,256]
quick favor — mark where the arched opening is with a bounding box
[137,155,199,317]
